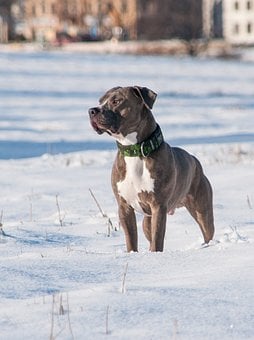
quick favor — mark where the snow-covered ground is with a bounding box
[0,50,253,339]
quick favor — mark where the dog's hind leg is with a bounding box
[185,176,215,244]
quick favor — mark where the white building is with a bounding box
[203,0,254,45]
[223,0,254,45]
[223,0,254,44]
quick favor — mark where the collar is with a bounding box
[116,124,164,157]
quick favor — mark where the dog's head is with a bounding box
[88,86,157,142]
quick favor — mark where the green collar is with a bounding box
[116,124,164,157]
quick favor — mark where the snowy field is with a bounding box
[0,50,254,339]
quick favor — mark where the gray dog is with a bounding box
[89,86,214,252]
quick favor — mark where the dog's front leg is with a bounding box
[118,203,138,252]
[150,206,167,252]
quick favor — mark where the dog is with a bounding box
[89,86,214,252]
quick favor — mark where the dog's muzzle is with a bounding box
[89,107,120,135]
[89,107,104,134]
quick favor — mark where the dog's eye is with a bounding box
[111,98,121,106]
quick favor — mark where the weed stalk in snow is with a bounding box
[247,195,252,209]
[121,263,129,294]
[49,294,55,340]
[49,293,74,340]
[89,188,116,236]
[89,188,106,217]
[66,293,74,339]
[30,202,33,222]
[172,319,179,339]
[0,210,6,236]
[56,194,64,227]
[59,294,65,315]
[106,305,110,335]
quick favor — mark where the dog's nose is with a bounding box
[89,107,100,117]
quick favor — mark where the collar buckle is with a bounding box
[141,139,154,157]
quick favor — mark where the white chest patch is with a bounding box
[117,157,154,214]
[112,132,138,146]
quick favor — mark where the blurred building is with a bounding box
[0,0,15,42]
[0,0,83,42]
[1,0,254,45]
[83,0,203,41]
[203,0,223,39]
[82,0,137,40]
[0,6,8,42]
[136,0,203,40]
[223,0,254,44]
[203,0,254,45]
[22,0,59,42]
[16,0,204,42]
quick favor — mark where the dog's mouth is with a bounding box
[90,117,120,136]
[89,108,121,136]
[90,120,104,135]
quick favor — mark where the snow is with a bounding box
[0,50,254,339]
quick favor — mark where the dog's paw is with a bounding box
[201,240,220,248]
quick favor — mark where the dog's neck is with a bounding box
[113,111,157,146]
[116,124,164,158]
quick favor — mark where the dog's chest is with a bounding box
[117,157,154,214]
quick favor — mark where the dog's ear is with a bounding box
[99,86,122,105]
[132,86,157,109]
